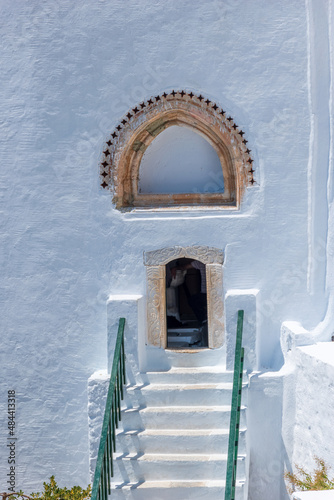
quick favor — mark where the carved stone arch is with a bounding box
[100,91,256,210]
[144,246,224,349]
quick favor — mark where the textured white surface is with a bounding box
[291,346,334,475]
[293,492,334,500]
[280,324,334,498]
[0,0,333,498]
[298,343,334,366]
[225,290,258,372]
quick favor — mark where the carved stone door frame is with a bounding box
[143,246,224,349]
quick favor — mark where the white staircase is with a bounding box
[108,367,248,500]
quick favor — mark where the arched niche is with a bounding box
[144,245,224,349]
[100,91,256,210]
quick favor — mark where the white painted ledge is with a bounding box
[292,491,334,499]
[297,342,334,367]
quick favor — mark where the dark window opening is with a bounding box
[166,258,208,348]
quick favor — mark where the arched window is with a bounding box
[138,126,224,196]
[100,91,255,210]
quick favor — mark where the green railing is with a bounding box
[225,310,245,500]
[91,318,126,500]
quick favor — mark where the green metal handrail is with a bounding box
[225,310,245,500]
[91,318,126,500]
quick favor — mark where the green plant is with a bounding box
[1,493,31,500]
[285,456,334,493]
[2,476,91,500]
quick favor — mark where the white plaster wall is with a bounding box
[280,3,334,493]
[0,0,332,493]
[225,290,259,372]
[247,373,288,500]
[293,493,334,500]
[308,0,334,342]
[281,325,334,499]
[292,344,334,475]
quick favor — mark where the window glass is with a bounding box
[138,126,224,195]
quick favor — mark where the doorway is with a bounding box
[166,258,208,348]
[144,245,224,350]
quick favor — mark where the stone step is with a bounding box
[116,428,247,454]
[161,348,227,368]
[89,368,249,498]
[123,382,248,407]
[108,479,245,500]
[138,367,237,385]
[120,405,247,431]
[111,452,246,483]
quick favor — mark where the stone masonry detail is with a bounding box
[100,91,256,210]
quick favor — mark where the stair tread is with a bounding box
[111,479,245,488]
[119,428,246,436]
[127,383,236,389]
[143,368,234,374]
[90,366,248,494]
[114,452,246,461]
[137,404,246,412]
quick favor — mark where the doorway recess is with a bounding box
[144,245,224,349]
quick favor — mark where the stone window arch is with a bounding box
[144,245,224,349]
[100,91,255,210]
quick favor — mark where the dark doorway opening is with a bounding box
[166,258,208,348]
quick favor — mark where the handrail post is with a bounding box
[225,310,244,500]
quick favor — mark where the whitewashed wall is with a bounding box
[293,344,334,472]
[281,324,334,497]
[0,0,333,495]
[281,0,334,493]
